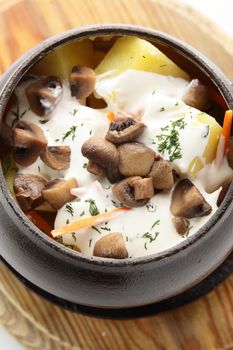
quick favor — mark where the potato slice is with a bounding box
[31,39,94,79]
[95,36,189,80]
[188,113,222,175]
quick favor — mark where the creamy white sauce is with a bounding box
[8,70,232,258]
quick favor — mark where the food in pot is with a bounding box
[1,35,233,259]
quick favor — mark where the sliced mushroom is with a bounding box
[93,233,128,259]
[133,177,154,200]
[172,217,190,235]
[170,179,212,218]
[26,76,62,116]
[106,166,123,183]
[40,146,71,170]
[13,174,47,213]
[227,137,233,169]
[42,177,78,209]
[87,160,104,176]
[82,135,119,169]
[182,79,211,111]
[112,176,149,207]
[70,66,96,100]
[148,160,174,190]
[118,142,155,177]
[105,118,145,144]
[13,120,47,166]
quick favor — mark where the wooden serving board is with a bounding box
[0,0,233,349]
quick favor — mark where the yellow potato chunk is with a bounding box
[31,39,94,79]
[95,36,189,80]
[188,113,222,175]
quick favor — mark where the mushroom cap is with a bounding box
[13,120,47,166]
[106,165,123,183]
[172,217,190,235]
[170,179,212,218]
[105,118,145,144]
[81,136,119,169]
[182,79,211,111]
[13,174,47,213]
[42,177,78,210]
[112,176,149,207]
[86,160,105,177]
[118,142,155,177]
[40,146,71,170]
[93,233,128,259]
[133,177,154,200]
[25,76,62,116]
[70,66,96,100]
[148,160,174,190]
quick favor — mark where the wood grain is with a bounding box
[0,0,233,349]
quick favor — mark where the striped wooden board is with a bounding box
[0,0,233,349]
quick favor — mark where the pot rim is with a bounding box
[1,23,233,268]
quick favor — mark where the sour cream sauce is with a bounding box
[10,70,230,258]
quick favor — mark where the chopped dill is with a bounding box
[159,107,165,112]
[89,239,93,247]
[65,203,74,216]
[151,219,160,229]
[91,226,101,234]
[72,232,76,242]
[143,231,159,243]
[85,199,99,216]
[100,227,111,231]
[154,118,187,161]
[62,125,77,142]
[39,119,49,124]
[11,109,27,127]
[66,218,70,225]
[80,211,85,217]
[83,163,87,168]
[146,202,156,212]
[70,108,78,116]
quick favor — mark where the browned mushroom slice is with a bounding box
[93,233,128,259]
[170,179,212,218]
[70,66,96,99]
[182,79,211,111]
[227,137,233,169]
[106,166,123,183]
[42,177,78,209]
[13,174,47,213]
[118,142,155,177]
[133,178,154,200]
[82,137,119,167]
[13,120,47,166]
[172,217,190,235]
[26,76,62,116]
[87,160,104,176]
[148,160,174,190]
[40,146,71,170]
[112,177,149,207]
[105,118,145,144]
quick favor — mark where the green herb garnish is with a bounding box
[39,119,49,124]
[91,226,101,234]
[154,118,186,161]
[72,232,76,242]
[62,125,77,142]
[11,109,27,127]
[65,203,74,216]
[85,199,99,216]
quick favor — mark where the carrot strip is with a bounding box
[51,207,130,237]
[27,211,52,236]
[107,111,115,122]
[222,110,233,154]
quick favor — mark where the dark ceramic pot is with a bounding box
[0,25,233,312]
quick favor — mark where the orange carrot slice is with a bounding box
[51,207,130,237]
[107,111,115,122]
[222,110,233,154]
[28,211,52,236]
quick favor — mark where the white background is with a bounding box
[0,1,232,349]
